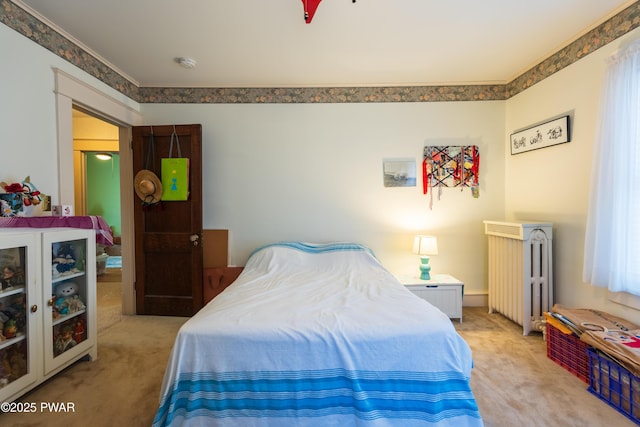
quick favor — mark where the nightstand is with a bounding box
[397,273,464,323]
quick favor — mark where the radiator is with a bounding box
[484,220,553,335]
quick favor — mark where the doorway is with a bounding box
[72,108,123,323]
[54,68,140,315]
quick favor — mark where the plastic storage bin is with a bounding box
[546,321,590,383]
[587,348,640,425]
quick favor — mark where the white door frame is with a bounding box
[54,68,142,315]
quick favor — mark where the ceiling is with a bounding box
[15,0,636,88]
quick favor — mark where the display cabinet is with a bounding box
[0,228,97,403]
[43,228,97,375]
[0,232,37,401]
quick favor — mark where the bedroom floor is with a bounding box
[1,301,635,426]
[455,309,635,426]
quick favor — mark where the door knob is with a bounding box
[190,234,200,246]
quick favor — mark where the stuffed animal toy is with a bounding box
[20,176,41,206]
[53,244,76,273]
[3,319,16,339]
[1,266,17,290]
[74,319,85,343]
[53,281,85,316]
[0,299,21,335]
[54,325,77,356]
[66,295,85,313]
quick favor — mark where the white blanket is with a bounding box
[154,242,483,427]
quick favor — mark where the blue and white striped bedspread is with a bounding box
[153,242,483,427]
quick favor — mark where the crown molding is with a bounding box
[3,0,640,104]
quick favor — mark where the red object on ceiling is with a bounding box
[302,0,322,24]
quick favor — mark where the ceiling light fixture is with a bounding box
[95,152,112,161]
[175,57,197,69]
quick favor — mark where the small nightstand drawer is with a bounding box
[406,285,461,320]
[397,274,463,323]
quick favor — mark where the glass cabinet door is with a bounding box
[43,229,96,374]
[0,232,37,397]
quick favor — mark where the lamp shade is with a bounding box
[413,235,438,256]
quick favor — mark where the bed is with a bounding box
[153,242,483,427]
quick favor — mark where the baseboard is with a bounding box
[463,292,488,307]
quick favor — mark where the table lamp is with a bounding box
[413,235,438,280]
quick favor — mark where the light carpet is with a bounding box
[0,287,636,426]
[457,308,635,427]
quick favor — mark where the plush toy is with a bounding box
[3,319,16,339]
[53,281,85,316]
[1,266,17,290]
[74,319,85,343]
[53,243,77,274]
[21,176,41,206]
[66,295,85,313]
[9,294,25,330]
[55,281,79,298]
[54,325,77,356]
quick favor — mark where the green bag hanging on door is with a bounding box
[161,128,190,201]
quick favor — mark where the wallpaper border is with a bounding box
[2,0,640,104]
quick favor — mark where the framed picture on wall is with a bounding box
[510,115,570,155]
[382,158,416,187]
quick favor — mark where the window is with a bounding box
[584,38,640,295]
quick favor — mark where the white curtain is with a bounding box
[584,38,640,294]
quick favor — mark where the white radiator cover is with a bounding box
[484,220,553,335]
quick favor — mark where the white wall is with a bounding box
[505,26,640,324]
[0,19,505,298]
[142,102,505,296]
[8,15,640,317]
[1,23,63,200]
[0,23,138,205]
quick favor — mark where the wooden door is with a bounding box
[132,124,203,316]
